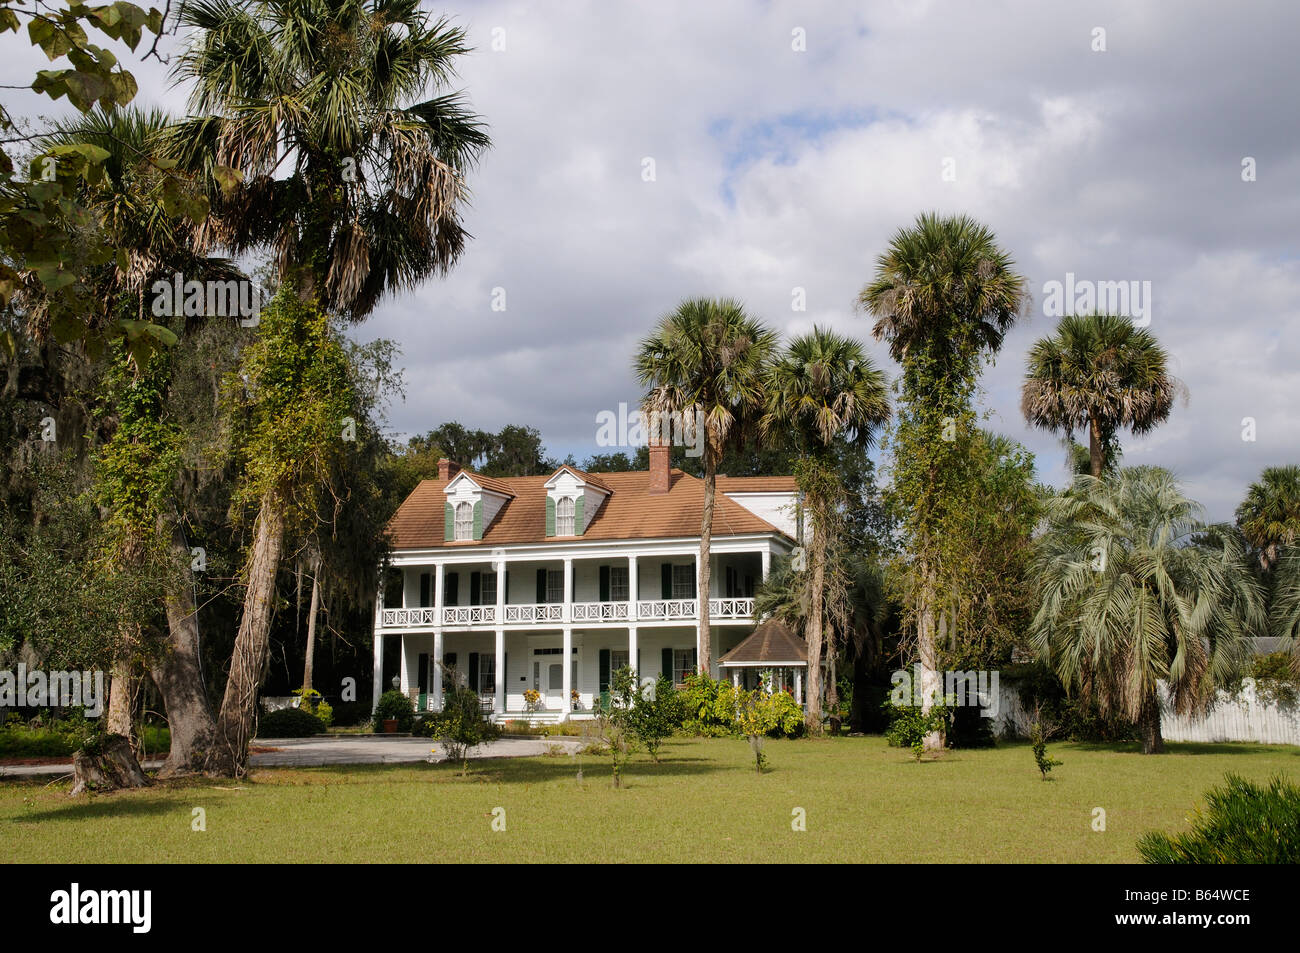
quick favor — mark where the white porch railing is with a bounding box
[443,605,497,626]
[502,603,563,624]
[571,601,631,622]
[381,607,439,628]
[378,598,755,629]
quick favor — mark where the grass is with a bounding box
[0,724,170,761]
[0,736,1295,863]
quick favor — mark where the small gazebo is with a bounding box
[718,618,809,705]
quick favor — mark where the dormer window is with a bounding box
[454,501,474,540]
[555,497,576,536]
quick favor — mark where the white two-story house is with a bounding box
[372,444,801,722]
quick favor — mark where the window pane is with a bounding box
[556,496,575,535]
[673,649,692,683]
[610,567,629,601]
[454,502,473,540]
[481,572,496,605]
[672,564,693,599]
[549,663,562,690]
[546,570,564,603]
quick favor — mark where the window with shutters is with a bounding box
[480,571,497,605]
[545,570,564,603]
[673,649,694,684]
[478,654,495,696]
[672,564,694,599]
[454,501,473,540]
[610,567,629,601]
[611,650,629,673]
[555,496,575,535]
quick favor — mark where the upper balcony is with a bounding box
[377,597,755,631]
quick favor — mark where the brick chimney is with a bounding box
[437,458,461,482]
[647,443,670,494]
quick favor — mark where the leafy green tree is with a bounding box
[1022,312,1180,479]
[760,327,890,729]
[859,213,1028,748]
[169,0,489,774]
[1235,464,1300,571]
[634,298,778,674]
[1030,467,1265,754]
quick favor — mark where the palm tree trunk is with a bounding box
[207,489,286,777]
[918,563,942,751]
[805,511,825,731]
[1138,688,1165,754]
[1088,414,1105,479]
[152,518,216,777]
[302,562,320,692]
[697,449,715,675]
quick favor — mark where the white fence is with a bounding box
[993,677,1300,746]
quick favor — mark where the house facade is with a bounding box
[372,444,800,721]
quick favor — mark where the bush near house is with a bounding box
[679,673,804,738]
[883,700,950,761]
[1009,662,1138,742]
[257,707,326,738]
[372,690,414,733]
[1138,773,1300,864]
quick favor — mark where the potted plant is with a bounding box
[374,689,414,734]
[523,688,542,712]
[570,688,581,709]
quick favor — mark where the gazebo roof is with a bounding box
[718,619,808,667]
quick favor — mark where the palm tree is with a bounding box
[1031,467,1264,754]
[1235,465,1300,571]
[858,212,1027,744]
[634,298,777,675]
[169,0,490,775]
[1268,550,1300,665]
[1022,312,1179,479]
[760,328,890,729]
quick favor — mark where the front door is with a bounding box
[533,651,578,710]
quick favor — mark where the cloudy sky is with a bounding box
[9,0,1299,520]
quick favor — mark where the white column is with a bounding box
[693,550,702,672]
[732,669,740,688]
[494,627,505,714]
[562,625,573,717]
[432,630,444,710]
[629,625,639,684]
[495,558,506,623]
[371,612,383,715]
[562,557,573,623]
[761,547,771,581]
[627,554,638,621]
[795,670,803,706]
[399,638,409,694]
[434,562,445,624]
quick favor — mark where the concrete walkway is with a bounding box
[0,734,580,779]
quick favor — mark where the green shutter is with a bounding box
[573,495,585,535]
[536,568,547,602]
[417,653,429,693]
[661,563,672,599]
[598,565,610,602]
[444,502,453,541]
[472,500,483,539]
[419,572,431,607]
[599,649,611,694]
[662,647,674,684]
[504,570,510,602]
[468,652,479,691]
[470,571,481,605]
[545,496,556,536]
[446,572,459,606]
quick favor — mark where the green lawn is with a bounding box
[1,736,1296,863]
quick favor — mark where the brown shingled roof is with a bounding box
[717,476,799,493]
[545,464,611,492]
[388,468,793,550]
[718,619,808,666]
[449,471,516,498]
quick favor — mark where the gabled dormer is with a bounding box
[543,465,611,537]
[443,471,515,542]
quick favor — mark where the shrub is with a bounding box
[293,688,334,728]
[258,706,326,738]
[436,690,498,772]
[372,689,414,733]
[883,699,950,761]
[1010,662,1137,742]
[1029,721,1061,779]
[619,673,682,762]
[679,673,804,738]
[1236,652,1299,708]
[1138,773,1300,864]
[735,690,780,773]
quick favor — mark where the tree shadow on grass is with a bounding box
[11,795,189,825]
[1064,740,1300,757]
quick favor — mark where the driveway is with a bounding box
[0,734,580,779]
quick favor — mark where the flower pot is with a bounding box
[383,718,398,734]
